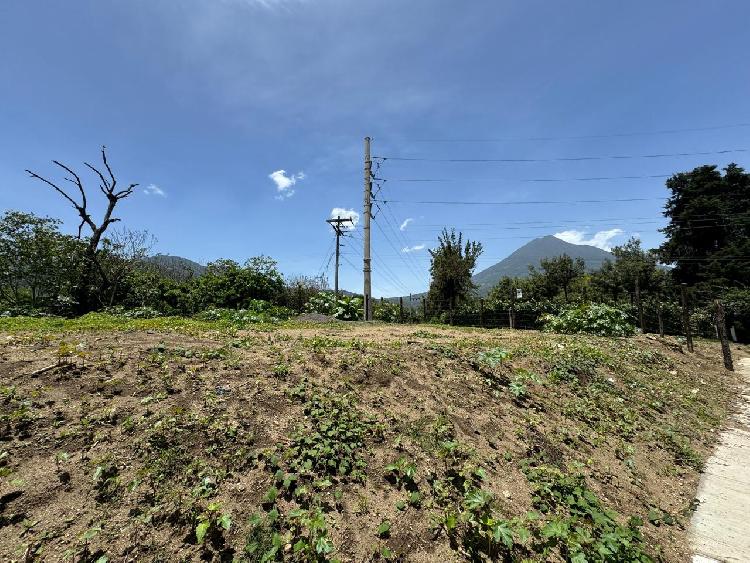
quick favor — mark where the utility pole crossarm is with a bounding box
[326,215,354,299]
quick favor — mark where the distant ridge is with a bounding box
[471,235,613,295]
[143,254,206,281]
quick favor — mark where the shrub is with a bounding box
[193,300,292,325]
[304,292,362,321]
[541,303,635,337]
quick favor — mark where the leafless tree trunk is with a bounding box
[26,147,137,313]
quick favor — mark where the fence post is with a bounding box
[635,277,645,333]
[657,304,664,337]
[714,299,734,371]
[422,297,427,321]
[681,283,694,352]
[479,298,484,328]
[449,300,454,326]
[399,296,404,324]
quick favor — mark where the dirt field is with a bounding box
[0,321,744,562]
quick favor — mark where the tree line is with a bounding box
[1,149,748,339]
[425,164,750,340]
[1,148,327,317]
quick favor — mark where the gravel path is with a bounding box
[691,357,750,563]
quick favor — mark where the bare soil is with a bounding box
[0,324,744,562]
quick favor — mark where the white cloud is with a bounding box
[554,228,624,251]
[143,184,166,197]
[399,217,414,231]
[402,244,425,253]
[269,169,305,199]
[330,207,359,230]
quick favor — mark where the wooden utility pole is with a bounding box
[479,298,484,328]
[714,299,734,371]
[681,283,694,352]
[326,215,353,298]
[509,286,516,329]
[399,297,404,323]
[363,137,373,321]
[422,297,427,320]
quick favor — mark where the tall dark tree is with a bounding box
[659,164,750,288]
[26,147,137,313]
[427,228,483,313]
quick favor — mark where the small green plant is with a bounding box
[195,502,232,546]
[92,460,120,502]
[384,456,417,489]
[476,347,511,367]
[377,519,391,538]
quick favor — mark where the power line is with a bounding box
[399,122,750,143]
[373,148,747,163]
[381,197,666,206]
[383,174,672,184]
[348,229,412,294]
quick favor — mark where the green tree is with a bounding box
[530,254,585,302]
[0,211,80,311]
[659,163,750,289]
[427,228,483,314]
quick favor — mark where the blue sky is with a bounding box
[1,0,748,297]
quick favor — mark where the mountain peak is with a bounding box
[471,235,612,295]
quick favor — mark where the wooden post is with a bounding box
[657,304,664,337]
[449,299,454,326]
[479,298,484,328]
[422,297,427,321]
[399,296,404,324]
[635,277,645,333]
[681,283,694,353]
[715,299,734,371]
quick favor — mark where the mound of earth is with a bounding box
[0,323,744,562]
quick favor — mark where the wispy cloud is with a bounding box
[330,207,359,230]
[143,184,166,197]
[399,217,414,231]
[402,244,425,253]
[269,169,305,199]
[554,228,624,251]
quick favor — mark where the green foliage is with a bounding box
[384,456,417,489]
[373,300,400,323]
[530,253,585,302]
[476,347,512,367]
[525,465,654,562]
[427,228,483,314]
[194,502,232,545]
[0,210,82,313]
[542,304,635,337]
[304,291,362,320]
[194,301,293,324]
[660,163,750,288]
[283,386,377,483]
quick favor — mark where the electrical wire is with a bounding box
[373,148,747,163]
[399,121,750,142]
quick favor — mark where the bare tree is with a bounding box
[100,228,156,306]
[26,146,137,312]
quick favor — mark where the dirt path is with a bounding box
[691,357,750,563]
